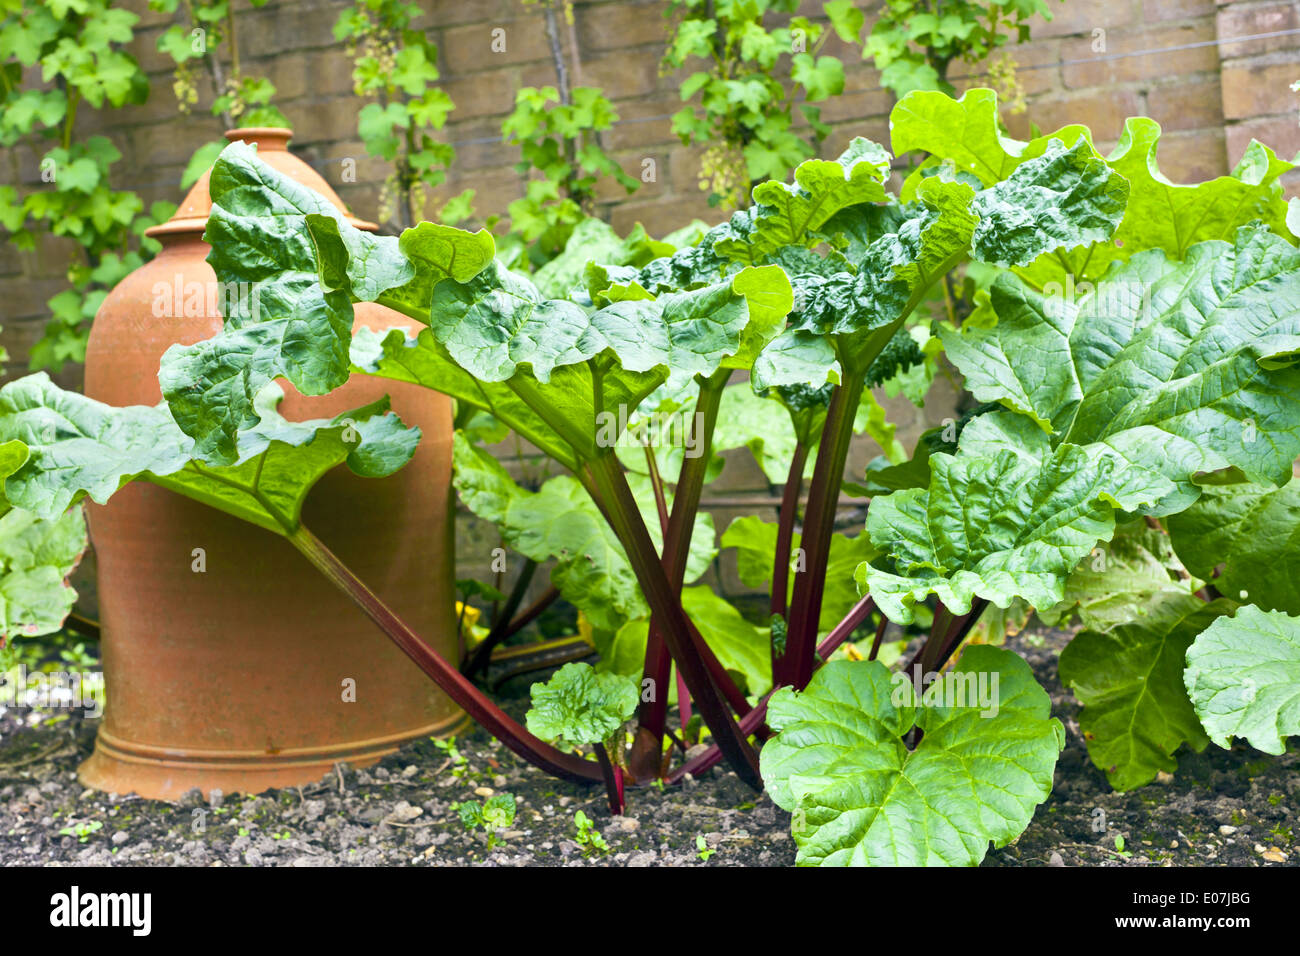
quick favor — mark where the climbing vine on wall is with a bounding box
[151,0,291,187]
[0,0,174,373]
[336,0,472,232]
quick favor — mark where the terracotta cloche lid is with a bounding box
[146,127,379,238]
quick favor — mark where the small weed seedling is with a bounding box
[454,793,516,849]
[573,810,609,857]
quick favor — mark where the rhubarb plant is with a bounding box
[3,89,1299,868]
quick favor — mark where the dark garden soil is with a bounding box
[1,627,1296,867]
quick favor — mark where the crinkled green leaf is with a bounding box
[1184,605,1300,755]
[1167,477,1300,615]
[1040,520,1199,632]
[1019,120,1297,289]
[525,661,639,749]
[942,226,1300,514]
[160,142,491,462]
[722,137,891,260]
[350,326,577,469]
[0,505,86,642]
[860,428,1173,623]
[1059,594,1231,790]
[1,373,417,535]
[761,646,1064,866]
[430,261,790,462]
[966,138,1129,268]
[890,89,1092,192]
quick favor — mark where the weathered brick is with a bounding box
[667,142,709,195]
[1142,0,1217,21]
[1146,76,1225,130]
[823,120,891,158]
[1063,22,1219,88]
[593,152,663,202]
[127,24,184,77]
[816,88,893,124]
[956,38,1064,98]
[285,95,364,146]
[447,118,514,171]
[240,3,342,60]
[603,98,679,152]
[577,0,667,52]
[1217,1,1300,58]
[442,15,553,74]
[438,167,527,222]
[1221,58,1300,119]
[1024,88,1145,142]
[265,50,357,104]
[1150,127,1230,182]
[441,69,519,120]
[1029,1,1138,39]
[131,114,228,167]
[425,0,510,29]
[582,49,665,99]
[3,276,67,323]
[609,195,719,238]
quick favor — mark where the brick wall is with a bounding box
[4,0,1298,611]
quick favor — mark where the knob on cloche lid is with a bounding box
[145,127,378,239]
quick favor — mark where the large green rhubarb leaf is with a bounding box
[1040,519,1200,632]
[1167,478,1300,615]
[760,645,1064,866]
[1058,594,1232,790]
[0,505,87,646]
[892,89,1295,289]
[890,88,1091,191]
[0,373,417,535]
[427,261,791,463]
[159,141,492,461]
[754,135,1125,388]
[1184,605,1300,755]
[716,137,892,262]
[942,226,1300,514]
[859,415,1173,623]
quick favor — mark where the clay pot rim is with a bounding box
[144,126,379,239]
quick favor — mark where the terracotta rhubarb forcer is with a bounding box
[79,128,464,800]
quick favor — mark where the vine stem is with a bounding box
[286,524,602,785]
[582,452,762,790]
